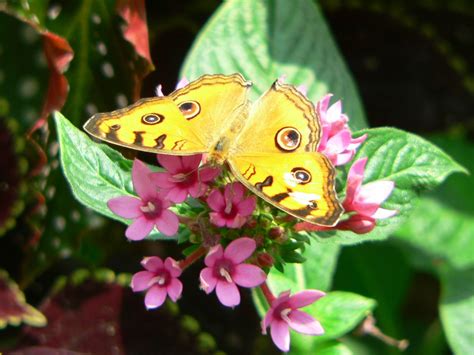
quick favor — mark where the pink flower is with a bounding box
[316,94,367,166]
[200,237,266,307]
[341,157,397,233]
[207,182,256,228]
[108,160,179,240]
[150,154,220,203]
[262,290,325,352]
[131,256,183,309]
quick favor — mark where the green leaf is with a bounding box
[180,0,367,129]
[439,268,474,355]
[333,242,412,339]
[290,340,353,355]
[396,136,474,270]
[397,197,474,271]
[312,127,467,245]
[268,242,341,293]
[54,111,166,240]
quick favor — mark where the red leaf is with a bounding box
[117,0,154,66]
[30,31,74,134]
[0,270,46,329]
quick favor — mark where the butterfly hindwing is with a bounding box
[229,152,342,226]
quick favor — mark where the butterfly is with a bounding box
[83,74,343,226]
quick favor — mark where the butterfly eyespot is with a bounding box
[275,127,301,151]
[142,113,164,125]
[308,200,318,209]
[109,124,121,131]
[178,101,201,120]
[291,167,312,184]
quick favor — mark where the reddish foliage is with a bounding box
[117,0,154,66]
[30,31,73,134]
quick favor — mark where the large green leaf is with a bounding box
[439,268,474,355]
[396,137,474,270]
[333,242,412,340]
[54,112,165,240]
[180,0,367,129]
[310,128,467,245]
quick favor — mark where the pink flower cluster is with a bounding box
[104,80,399,352]
[316,94,367,166]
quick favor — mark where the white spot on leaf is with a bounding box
[116,94,127,108]
[86,103,98,116]
[54,216,66,232]
[19,78,39,98]
[101,62,114,78]
[47,4,62,20]
[97,42,107,56]
[91,13,101,24]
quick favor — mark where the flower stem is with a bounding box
[178,246,207,270]
[260,281,276,304]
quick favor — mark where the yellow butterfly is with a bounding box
[84,74,343,226]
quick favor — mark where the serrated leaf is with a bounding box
[54,111,165,240]
[439,268,474,355]
[396,136,474,270]
[397,197,474,271]
[312,127,467,245]
[180,0,367,129]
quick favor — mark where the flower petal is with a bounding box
[270,320,290,352]
[149,172,175,189]
[207,189,225,211]
[345,158,367,203]
[228,215,248,229]
[107,196,142,218]
[166,278,183,302]
[181,154,202,171]
[233,264,266,287]
[326,100,342,123]
[237,197,256,216]
[188,181,205,198]
[288,310,324,335]
[141,256,163,272]
[132,160,156,201]
[157,154,182,173]
[155,210,179,236]
[200,267,217,293]
[358,180,395,205]
[199,166,221,182]
[288,290,326,309]
[125,216,154,241]
[224,237,256,264]
[372,207,397,219]
[166,187,189,203]
[210,212,227,227]
[216,280,240,307]
[131,271,154,292]
[204,245,223,267]
[155,84,164,97]
[225,182,245,204]
[175,77,189,89]
[144,285,167,309]
[164,257,182,277]
[325,130,352,155]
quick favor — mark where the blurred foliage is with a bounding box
[0,0,472,354]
